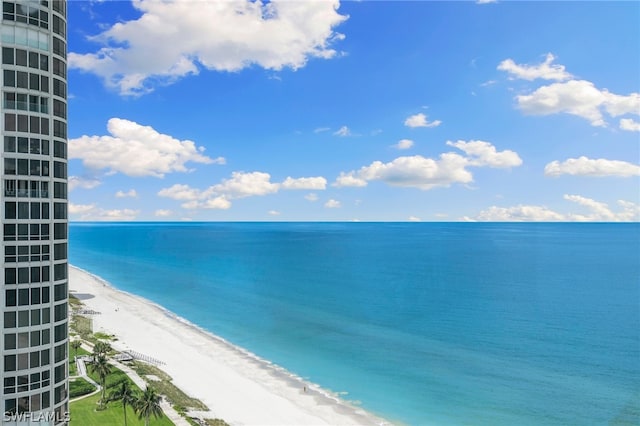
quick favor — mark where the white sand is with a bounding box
[69,266,390,426]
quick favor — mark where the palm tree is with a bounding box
[108,380,137,426]
[93,340,112,357]
[89,354,112,407]
[70,340,82,360]
[135,387,163,426]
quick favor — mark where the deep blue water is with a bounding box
[69,222,640,425]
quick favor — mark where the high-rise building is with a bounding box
[1,0,69,423]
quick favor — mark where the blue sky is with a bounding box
[66,0,640,221]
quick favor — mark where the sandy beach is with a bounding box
[69,266,389,426]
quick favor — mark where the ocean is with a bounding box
[68,222,640,425]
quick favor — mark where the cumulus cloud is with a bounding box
[69,0,348,96]
[68,203,140,221]
[212,171,279,198]
[404,113,441,128]
[68,176,101,191]
[268,210,281,216]
[408,216,421,222]
[393,139,414,150]
[115,189,138,198]
[545,157,640,177]
[305,193,319,202]
[68,203,96,215]
[333,126,351,137]
[620,118,640,132]
[516,80,640,127]
[325,199,341,208]
[333,171,368,188]
[466,195,640,222]
[498,53,572,81]
[334,140,521,190]
[281,176,327,190]
[446,140,522,168]
[69,118,222,177]
[158,172,326,210]
[154,209,173,217]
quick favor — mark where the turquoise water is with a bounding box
[69,222,640,425]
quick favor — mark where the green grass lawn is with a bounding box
[87,364,130,389]
[69,377,96,399]
[70,393,174,426]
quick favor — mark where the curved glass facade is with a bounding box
[1,1,68,423]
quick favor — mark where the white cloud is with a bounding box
[467,195,640,222]
[620,118,640,132]
[467,205,566,222]
[154,209,173,217]
[69,0,348,96]
[68,203,96,215]
[477,0,497,3]
[115,189,138,198]
[69,118,221,177]
[268,210,281,216]
[404,113,441,128]
[498,53,572,81]
[335,141,521,190]
[393,139,414,150]
[305,193,319,202]
[545,157,640,177]
[158,171,286,211]
[408,216,421,222]
[68,203,140,221]
[333,171,368,188]
[68,176,101,191]
[213,171,279,198]
[333,126,351,137]
[314,127,331,133]
[446,140,522,168]
[325,199,341,208]
[200,197,232,210]
[516,80,640,127]
[355,154,472,190]
[157,184,203,201]
[281,176,327,190]
[563,194,617,221]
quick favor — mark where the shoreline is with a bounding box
[69,265,390,426]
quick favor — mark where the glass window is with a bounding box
[40,75,48,93]
[29,51,39,68]
[3,70,15,87]
[5,201,17,219]
[4,157,16,175]
[15,49,27,66]
[2,47,13,64]
[17,159,28,175]
[18,310,29,327]
[40,53,48,71]
[4,311,16,328]
[4,354,16,371]
[5,333,16,350]
[5,267,17,284]
[17,114,28,132]
[5,136,16,152]
[17,137,28,153]
[31,202,41,219]
[16,71,28,88]
[18,289,29,306]
[5,113,16,131]
[6,289,17,306]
